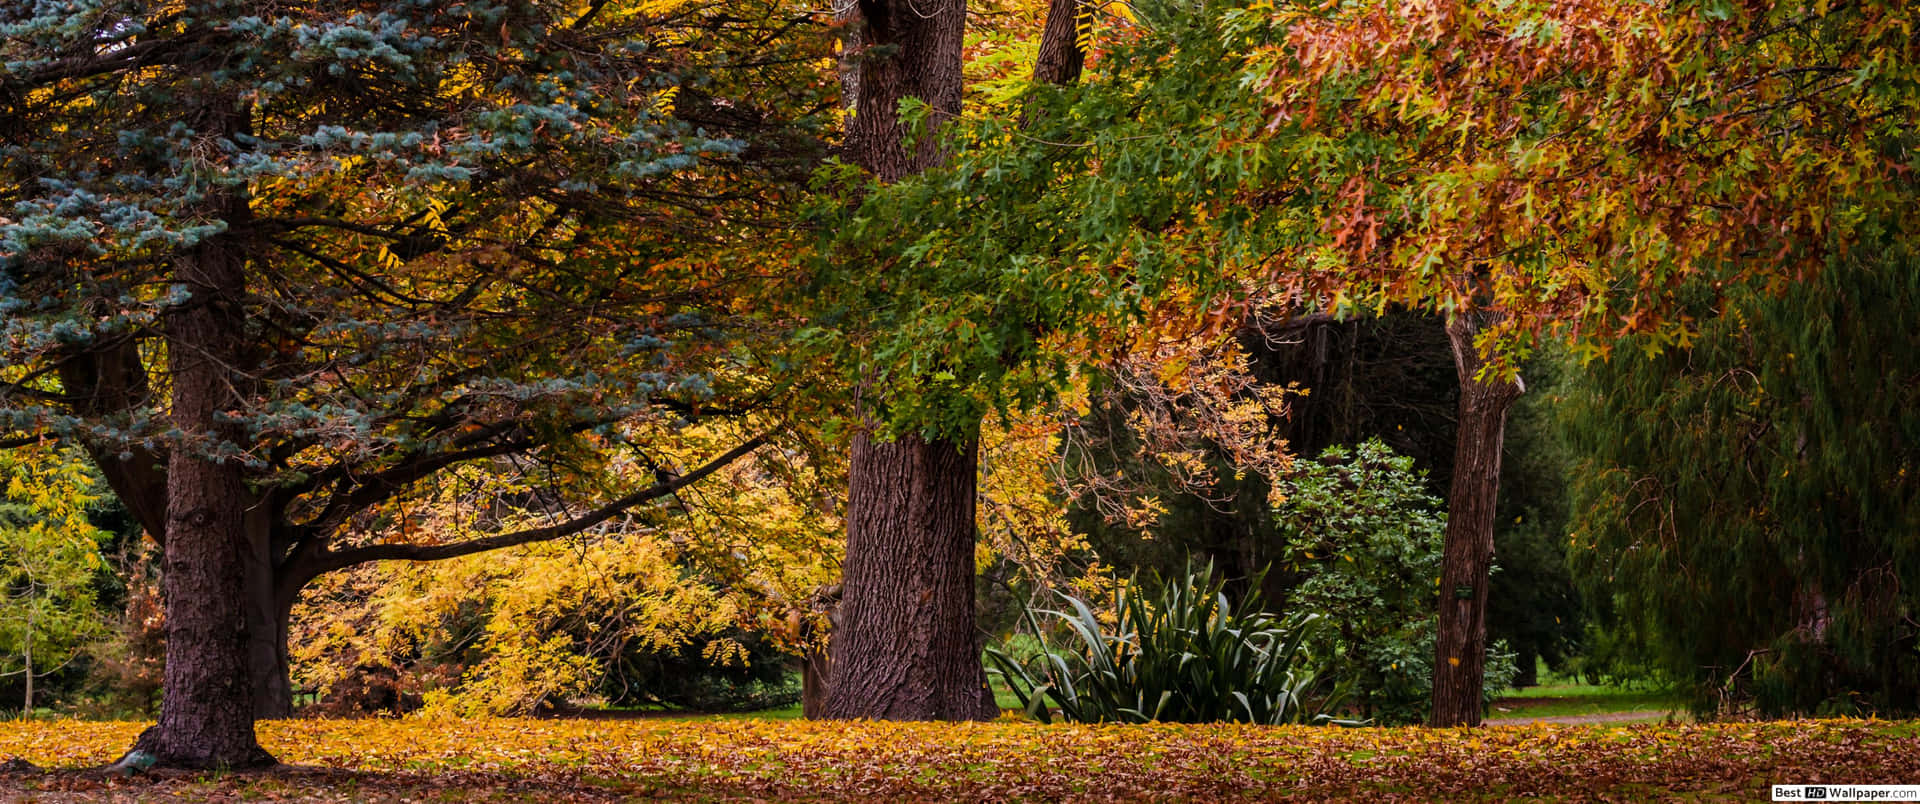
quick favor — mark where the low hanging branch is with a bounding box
[302,431,773,574]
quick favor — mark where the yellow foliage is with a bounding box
[291,420,840,715]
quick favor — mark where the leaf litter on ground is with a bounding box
[1,717,1916,801]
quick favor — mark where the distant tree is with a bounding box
[1,0,828,767]
[1563,238,1920,717]
[0,444,113,717]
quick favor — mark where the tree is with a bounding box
[817,0,1094,720]
[962,0,1914,725]
[1426,313,1524,724]
[1,0,828,766]
[0,444,113,717]
[1562,237,1920,717]
[290,420,842,716]
[819,0,993,722]
[1246,0,1916,723]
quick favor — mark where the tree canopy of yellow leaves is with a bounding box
[0,442,112,701]
[291,420,841,715]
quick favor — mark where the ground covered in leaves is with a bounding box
[2,717,1916,801]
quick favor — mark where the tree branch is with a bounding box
[0,434,57,450]
[302,431,771,574]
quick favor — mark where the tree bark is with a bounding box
[1032,0,1087,88]
[820,0,994,722]
[22,609,31,718]
[800,644,830,719]
[246,508,293,719]
[1430,313,1523,727]
[125,215,276,768]
[821,0,1092,721]
[123,84,274,763]
[825,433,998,720]
[838,0,967,184]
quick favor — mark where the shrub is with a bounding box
[1272,440,1514,723]
[986,563,1339,725]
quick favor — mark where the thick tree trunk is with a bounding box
[824,433,998,720]
[822,0,1089,721]
[123,195,275,768]
[1430,314,1523,727]
[821,0,992,722]
[838,0,967,184]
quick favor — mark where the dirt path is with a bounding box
[1483,709,1676,726]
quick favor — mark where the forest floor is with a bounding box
[3,717,1916,801]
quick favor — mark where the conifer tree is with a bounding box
[1,0,827,766]
[1563,235,1920,717]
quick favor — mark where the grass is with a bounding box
[1489,677,1687,721]
[593,685,1025,722]
[713,676,1679,725]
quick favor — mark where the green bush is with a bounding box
[1272,440,1513,723]
[986,563,1340,725]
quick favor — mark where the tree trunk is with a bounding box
[822,0,1089,721]
[1512,645,1539,688]
[122,196,275,768]
[821,0,991,722]
[1430,313,1523,727]
[247,582,296,720]
[1032,0,1087,88]
[800,644,830,719]
[245,506,294,719]
[824,433,998,720]
[22,608,31,719]
[837,0,967,184]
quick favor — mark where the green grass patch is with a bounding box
[1491,680,1684,719]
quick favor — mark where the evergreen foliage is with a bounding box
[1,0,824,504]
[0,2,831,737]
[1563,235,1920,717]
[1273,440,1454,725]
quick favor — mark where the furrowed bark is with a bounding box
[825,433,997,720]
[1430,313,1523,728]
[822,0,996,721]
[822,0,1089,722]
[127,186,275,768]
